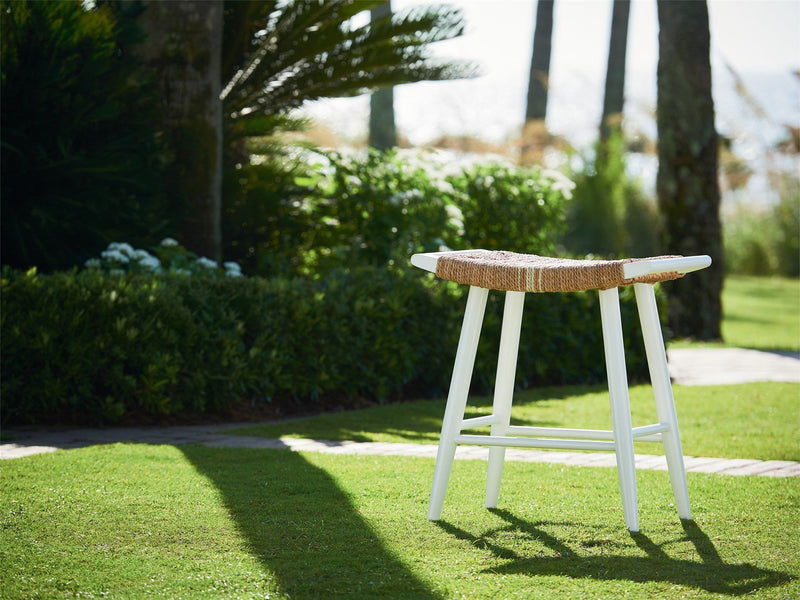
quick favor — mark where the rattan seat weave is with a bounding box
[435,250,685,293]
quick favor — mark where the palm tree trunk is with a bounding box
[369,2,398,151]
[369,87,397,150]
[522,0,555,164]
[656,0,723,340]
[600,0,630,143]
[136,1,223,262]
[526,0,554,122]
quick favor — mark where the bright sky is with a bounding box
[420,0,800,76]
[309,0,800,150]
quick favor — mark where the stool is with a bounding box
[411,249,712,532]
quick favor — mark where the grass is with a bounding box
[671,274,800,351]
[1,443,798,599]
[2,274,797,599]
[235,382,800,461]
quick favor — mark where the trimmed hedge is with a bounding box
[1,266,659,426]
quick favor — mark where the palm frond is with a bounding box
[222,0,476,121]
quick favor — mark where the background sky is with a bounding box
[306,0,800,152]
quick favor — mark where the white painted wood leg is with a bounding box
[634,283,692,520]
[428,285,489,521]
[485,291,526,508]
[599,287,639,532]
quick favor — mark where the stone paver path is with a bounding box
[2,348,798,477]
[2,427,797,478]
[667,348,800,385]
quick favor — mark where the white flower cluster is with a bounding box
[84,239,244,278]
[93,242,161,271]
[541,169,576,199]
[223,261,243,278]
[196,257,218,270]
[445,203,465,236]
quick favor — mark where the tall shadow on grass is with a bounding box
[437,510,792,595]
[181,445,441,600]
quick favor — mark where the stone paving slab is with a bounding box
[667,348,800,385]
[2,429,797,478]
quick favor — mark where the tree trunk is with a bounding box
[368,2,397,151]
[600,0,630,143]
[656,0,723,340]
[526,0,554,122]
[521,0,554,164]
[136,1,223,261]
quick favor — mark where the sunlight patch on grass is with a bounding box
[671,275,800,351]
[234,382,800,461]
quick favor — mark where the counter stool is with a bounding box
[411,249,711,532]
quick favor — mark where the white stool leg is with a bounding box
[599,287,639,532]
[485,291,526,508]
[634,283,692,520]
[428,285,489,521]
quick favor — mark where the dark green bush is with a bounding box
[1,266,657,426]
[1,0,167,271]
[222,156,318,276]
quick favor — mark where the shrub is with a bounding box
[222,154,318,276]
[1,1,167,272]
[563,134,662,258]
[723,178,800,277]
[222,149,571,277]
[297,150,465,274]
[448,161,571,255]
[1,264,657,426]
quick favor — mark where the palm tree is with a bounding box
[656,0,722,340]
[222,0,471,147]
[525,0,554,122]
[136,1,224,262]
[522,0,555,163]
[369,2,398,150]
[140,0,473,261]
[600,0,630,144]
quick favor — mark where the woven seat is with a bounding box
[411,249,712,532]
[435,250,684,293]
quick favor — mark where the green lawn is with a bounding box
[672,275,800,351]
[235,382,800,461]
[2,274,797,599]
[2,444,798,599]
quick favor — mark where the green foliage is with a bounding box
[224,150,571,277]
[290,150,464,273]
[1,262,654,426]
[219,0,477,231]
[723,178,800,277]
[563,134,662,258]
[223,155,318,275]
[221,0,475,140]
[451,162,570,255]
[0,0,167,271]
